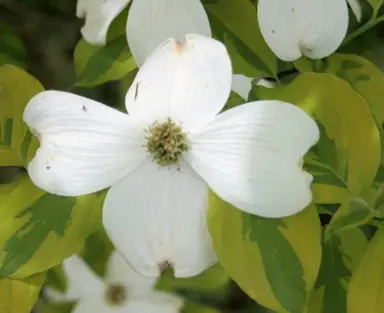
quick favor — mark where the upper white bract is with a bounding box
[45,251,182,313]
[76,0,211,66]
[75,0,263,96]
[257,0,349,61]
[24,34,320,278]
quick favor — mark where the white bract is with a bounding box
[45,251,182,313]
[76,0,210,66]
[24,34,319,278]
[258,0,349,61]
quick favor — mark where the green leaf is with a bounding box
[208,191,321,313]
[308,228,368,313]
[204,0,277,77]
[304,153,350,204]
[0,175,104,278]
[223,91,246,111]
[325,197,375,240]
[74,9,136,87]
[253,73,381,197]
[0,21,27,69]
[157,264,230,295]
[368,0,383,15]
[347,227,384,313]
[39,302,75,313]
[0,65,43,166]
[183,301,221,313]
[81,229,114,277]
[45,265,67,293]
[0,273,46,313]
[74,35,136,87]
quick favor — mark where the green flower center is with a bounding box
[105,284,126,306]
[146,118,190,166]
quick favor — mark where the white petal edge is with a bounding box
[231,74,253,100]
[256,78,277,89]
[103,160,217,278]
[106,250,156,296]
[125,34,232,132]
[347,0,362,22]
[231,75,277,100]
[49,255,104,302]
[77,0,131,45]
[72,297,115,313]
[185,101,320,218]
[127,0,211,66]
[24,90,147,196]
[258,0,349,61]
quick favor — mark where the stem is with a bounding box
[343,16,384,46]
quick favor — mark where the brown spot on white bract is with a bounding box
[174,40,185,54]
[158,260,172,273]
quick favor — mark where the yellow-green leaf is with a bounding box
[0,64,43,166]
[310,228,368,313]
[39,302,74,313]
[347,228,384,313]
[368,0,383,15]
[325,197,375,240]
[325,54,384,127]
[324,54,384,180]
[253,73,381,196]
[0,273,46,313]
[0,175,103,278]
[157,264,230,295]
[204,0,276,77]
[74,9,136,87]
[74,36,136,87]
[312,184,351,205]
[208,191,321,313]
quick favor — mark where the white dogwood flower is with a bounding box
[258,0,349,61]
[24,35,319,279]
[45,252,183,313]
[76,0,210,66]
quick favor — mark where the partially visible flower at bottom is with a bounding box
[45,251,183,313]
[24,34,320,279]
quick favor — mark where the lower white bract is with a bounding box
[24,34,320,278]
[45,251,182,313]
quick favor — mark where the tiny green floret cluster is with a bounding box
[105,284,126,306]
[146,117,190,166]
